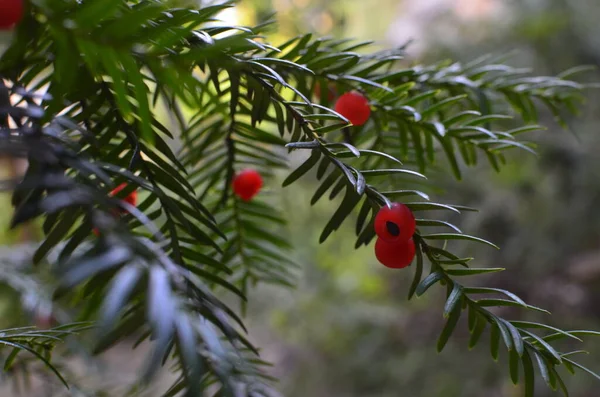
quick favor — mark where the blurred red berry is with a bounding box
[111,183,138,210]
[232,169,263,201]
[93,183,137,236]
[374,202,416,243]
[0,0,23,30]
[334,91,371,126]
[375,237,415,269]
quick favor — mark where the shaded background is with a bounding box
[2,0,600,396]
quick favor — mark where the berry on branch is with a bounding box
[232,169,263,201]
[374,202,416,242]
[375,237,416,269]
[111,183,138,211]
[0,0,24,30]
[93,183,138,236]
[334,91,371,126]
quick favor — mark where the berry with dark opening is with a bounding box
[374,202,416,242]
[0,0,24,30]
[375,237,416,269]
[232,169,263,201]
[334,91,371,126]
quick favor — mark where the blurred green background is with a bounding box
[3,0,600,396]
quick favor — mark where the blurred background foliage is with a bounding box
[2,0,600,396]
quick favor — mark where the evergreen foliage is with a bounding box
[0,0,599,396]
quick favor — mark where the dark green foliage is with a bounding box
[0,0,598,396]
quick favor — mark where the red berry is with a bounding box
[232,169,263,201]
[0,0,24,30]
[374,202,416,243]
[111,183,138,209]
[375,237,415,269]
[334,91,371,126]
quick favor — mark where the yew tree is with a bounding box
[0,0,599,396]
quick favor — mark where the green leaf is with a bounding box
[563,358,600,381]
[446,268,504,276]
[75,0,122,27]
[282,149,321,187]
[476,299,550,314]
[408,242,424,300]
[469,314,487,349]
[416,272,444,297]
[520,330,562,363]
[311,169,342,205]
[522,350,535,397]
[437,302,461,352]
[382,190,430,200]
[416,219,462,233]
[533,351,554,389]
[119,54,153,143]
[361,168,426,179]
[0,340,69,389]
[335,149,402,164]
[100,265,143,331]
[490,324,500,361]
[553,369,570,397]
[421,95,468,118]
[444,284,463,317]
[422,233,499,249]
[464,287,525,305]
[500,319,524,356]
[543,330,600,343]
[510,322,582,342]
[405,202,460,213]
[338,74,393,92]
[509,349,520,385]
[319,188,361,243]
[175,314,203,396]
[492,317,513,352]
[326,142,360,157]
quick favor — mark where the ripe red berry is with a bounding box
[334,91,371,126]
[375,237,416,269]
[0,0,24,30]
[374,202,416,243]
[232,169,263,201]
[111,183,138,209]
[93,184,137,237]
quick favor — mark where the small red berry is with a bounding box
[232,169,263,201]
[111,183,138,210]
[375,237,416,269]
[334,91,371,126]
[0,0,24,30]
[374,202,416,243]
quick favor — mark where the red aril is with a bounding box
[232,169,263,201]
[374,202,416,243]
[334,91,371,126]
[375,237,416,269]
[0,0,24,30]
